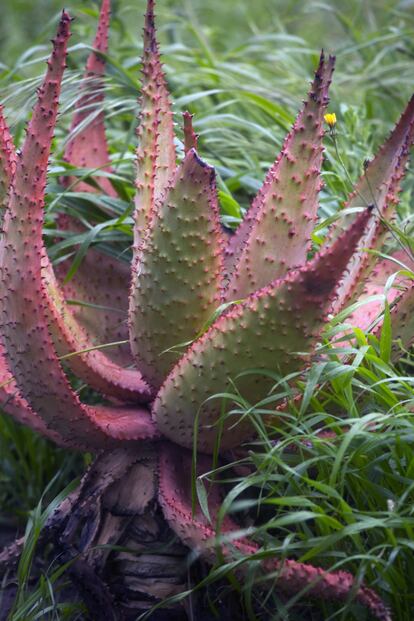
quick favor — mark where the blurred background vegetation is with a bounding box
[3,0,414,221]
[3,0,414,116]
[2,0,414,63]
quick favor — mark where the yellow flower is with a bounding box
[324,112,337,127]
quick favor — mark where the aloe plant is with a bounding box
[0,1,413,619]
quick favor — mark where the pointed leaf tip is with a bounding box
[86,0,111,66]
[144,0,156,41]
[59,10,72,32]
[63,0,115,197]
[225,51,335,298]
[133,0,176,240]
[55,0,151,400]
[183,111,198,153]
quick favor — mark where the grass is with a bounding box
[0,0,414,619]
[201,326,414,620]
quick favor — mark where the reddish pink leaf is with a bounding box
[133,0,176,241]
[54,0,141,384]
[55,250,133,368]
[0,106,16,217]
[333,95,414,312]
[154,207,374,453]
[159,443,390,621]
[43,263,151,402]
[63,0,115,197]
[340,251,414,338]
[0,341,70,447]
[0,13,157,449]
[0,102,79,447]
[0,47,151,404]
[381,279,414,359]
[225,52,335,297]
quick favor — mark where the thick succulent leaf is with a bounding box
[0,106,16,221]
[386,282,414,359]
[0,104,73,446]
[57,0,134,367]
[225,53,335,297]
[159,443,390,621]
[341,251,414,336]
[43,263,151,402]
[350,94,414,211]
[63,0,115,197]
[129,0,177,390]
[153,207,374,453]
[129,149,224,390]
[333,95,414,312]
[2,73,147,404]
[0,13,157,449]
[133,0,176,241]
[56,251,133,367]
[0,341,70,446]
[158,443,257,555]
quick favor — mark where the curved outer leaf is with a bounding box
[133,0,176,242]
[129,149,224,391]
[225,53,335,297]
[0,13,157,449]
[0,341,70,447]
[333,95,414,313]
[386,282,414,359]
[1,59,148,405]
[158,443,390,621]
[153,207,374,453]
[0,96,70,447]
[63,0,115,197]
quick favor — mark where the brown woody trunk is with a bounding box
[0,448,192,621]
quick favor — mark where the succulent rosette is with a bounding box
[0,1,413,619]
